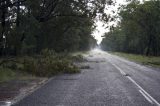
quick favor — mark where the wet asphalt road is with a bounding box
[12,49,160,106]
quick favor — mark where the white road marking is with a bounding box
[110,62,127,76]
[139,90,153,104]
[111,62,160,106]
[127,76,160,106]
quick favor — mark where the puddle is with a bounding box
[0,101,11,106]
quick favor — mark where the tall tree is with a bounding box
[101,0,160,56]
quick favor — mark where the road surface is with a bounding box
[12,49,160,106]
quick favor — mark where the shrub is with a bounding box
[23,55,80,77]
[0,50,82,77]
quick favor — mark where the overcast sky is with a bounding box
[93,0,145,44]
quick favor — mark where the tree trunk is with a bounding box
[16,0,20,27]
[146,32,153,56]
[0,8,6,56]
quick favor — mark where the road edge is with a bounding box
[11,77,54,106]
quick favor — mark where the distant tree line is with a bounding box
[0,0,112,56]
[101,0,160,56]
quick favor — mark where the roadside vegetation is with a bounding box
[101,1,160,56]
[0,68,16,82]
[111,52,160,67]
[0,0,112,82]
[0,49,88,82]
[0,0,113,82]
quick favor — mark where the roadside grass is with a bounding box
[111,52,160,67]
[0,56,35,83]
[0,66,36,83]
[0,50,86,82]
[0,67,16,82]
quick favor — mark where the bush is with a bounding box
[23,54,80,77]
[0,50,82,77]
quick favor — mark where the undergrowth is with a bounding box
[0,49,84,80]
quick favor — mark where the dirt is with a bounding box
[0,77,48,105]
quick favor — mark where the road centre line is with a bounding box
[127,76,160,106]
[139,90,153,104]
[110,62,160,106]
[111,63,127,76]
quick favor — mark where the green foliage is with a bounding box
[101,0,160,56]
[0,0,102,80]
[69,54,87,63]
[101,27,125,51]
[0,51,81,78]
[0,0,109,56]
[23,55,80,77]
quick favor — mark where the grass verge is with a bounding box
[111,52,160,67]
[0,68,16,82]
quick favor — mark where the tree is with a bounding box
[0,0,26,55]
[101,0,160,56]
[0,0,113,56]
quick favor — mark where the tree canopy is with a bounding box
[101,0,160,56]
[0,0,112,56]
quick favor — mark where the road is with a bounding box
[12,49,160,106]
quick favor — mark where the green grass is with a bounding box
[0,66,36,83]
[0,67,16,82]
[111,52,160,67]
